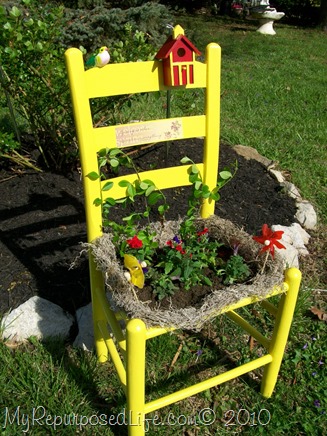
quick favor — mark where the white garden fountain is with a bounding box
[248,0,285,35]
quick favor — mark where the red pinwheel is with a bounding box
[253,224,286,258]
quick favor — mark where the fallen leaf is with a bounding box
[310,307,327,322]
[249,336,256,351]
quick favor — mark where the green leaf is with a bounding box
[140,181,149,190]
[3,22,12,30]
[127,184,136,198]
[189,173,199,184]
[10,6,21,18]
[145,185,156,196]
[102,181,114,191]
[165,262,174,275]
[203,276,212,286]
[210,192,220,201]
[93,198,102,206]
[118,180,130,187]
[180,156,193,164]
[191,164,199,174]
[158,204,169,215]
[171,267,181,277]
[219,170,232,180]
[105,197,116,206]
[142,179,155,186]
[109,148,122,157]
[86,171,100,180]
[147,191,163,205]
[110,158,119,167]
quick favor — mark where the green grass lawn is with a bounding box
[1,15,326,436]
[178,16,327,224]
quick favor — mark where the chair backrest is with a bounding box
[65,38,221,244]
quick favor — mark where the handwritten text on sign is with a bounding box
[115,119,183,148]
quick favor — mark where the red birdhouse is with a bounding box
[156,25,201,87]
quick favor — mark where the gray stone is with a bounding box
[295,200,317,230]
[269,169,285,184]
[73,292,125,351]
[233,144,275,168]
[73,302,94,351]
[281,181,302,200]
[275,240,299,269]
[1,296,74,342]
[272,223,310,256]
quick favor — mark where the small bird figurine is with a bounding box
[86,46,110,68]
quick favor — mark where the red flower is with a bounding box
[197,228,209,236]
[175,244,186,255]
[166,239,186,254]
[253,224,286,258]
[127,235,143,249]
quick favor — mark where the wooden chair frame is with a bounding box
[65,40,301,435]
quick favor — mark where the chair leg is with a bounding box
[89,257,108,362]
[126,319,146,436]
[261,267,302,398]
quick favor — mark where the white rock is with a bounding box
[295,200,317,230]
[1,296,74,342]
[281,181,302,199]
[275,241,299,269]
[290,222,311,246]
[272,223,310,256]
[269,169,285,184]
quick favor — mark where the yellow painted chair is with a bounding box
[65,34,301,435]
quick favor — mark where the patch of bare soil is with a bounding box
[0,139,298,316]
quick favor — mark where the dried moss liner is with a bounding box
[90,215,285,331]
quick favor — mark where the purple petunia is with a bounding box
[173,235,181,244]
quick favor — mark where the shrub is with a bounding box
[0,0,172,171]
[0,0,75,169]
[62,2,173,53]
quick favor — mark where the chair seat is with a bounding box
[90,214,285,331]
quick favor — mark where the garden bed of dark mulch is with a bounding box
[0,139,298,316]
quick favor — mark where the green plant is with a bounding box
[87,147,254,300]
[0,130,41,171]
[110,23,157,63]
[0,0,75,169]
[62,2,172,53]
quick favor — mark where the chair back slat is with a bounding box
[65,42,221,243]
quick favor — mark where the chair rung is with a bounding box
[145,326,176,340]
[98,320,127,389]
[144,354,272,414]
[94,286,126,351]
[261,300,278,317]
[226,310,270,349]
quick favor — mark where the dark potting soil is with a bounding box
[0,139,298,316]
